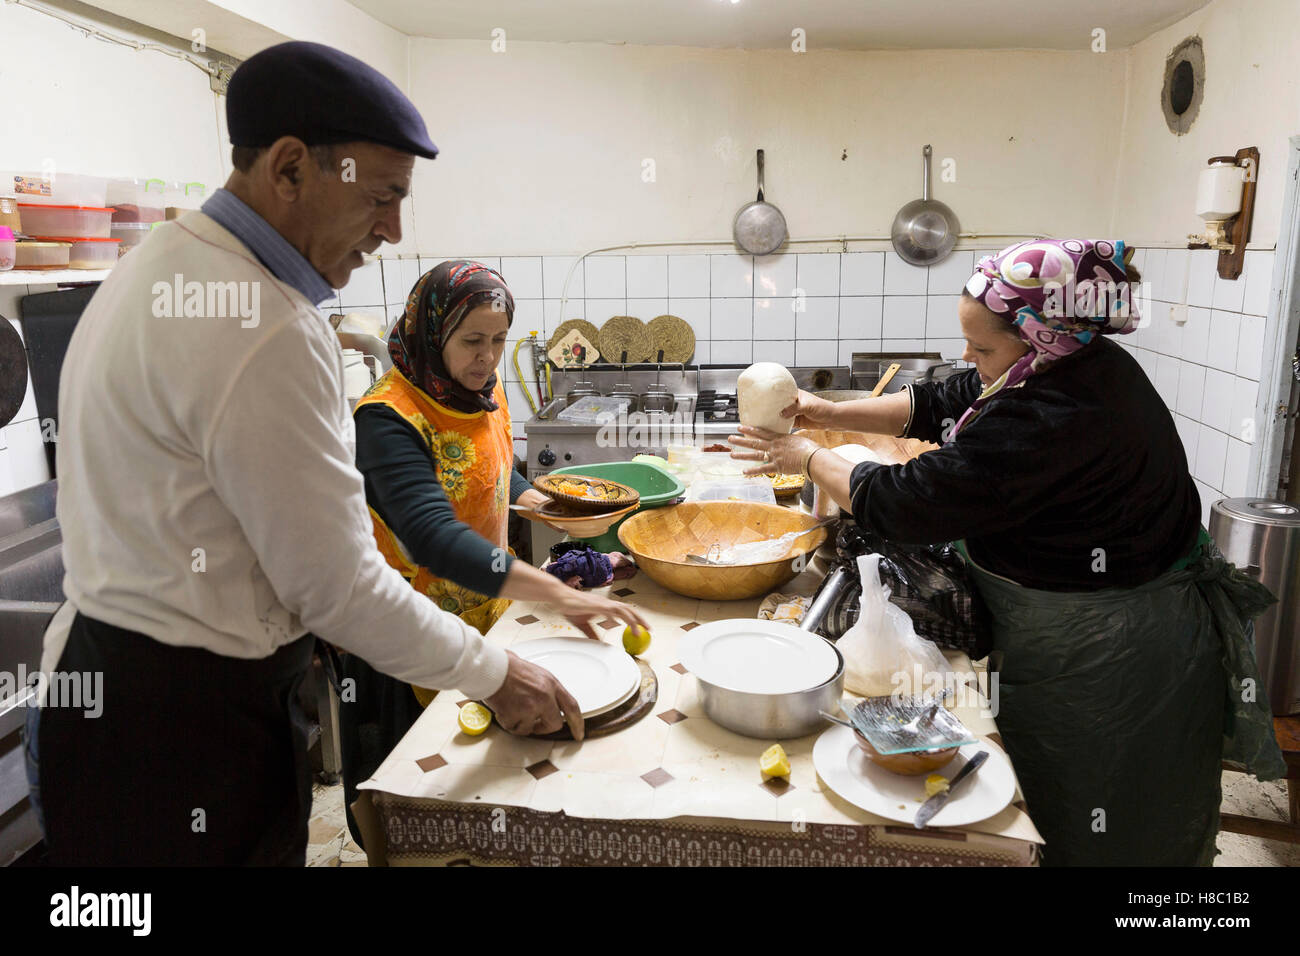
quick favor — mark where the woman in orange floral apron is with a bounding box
[339,261,646,845]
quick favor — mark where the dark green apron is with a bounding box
[958,531,1286,866]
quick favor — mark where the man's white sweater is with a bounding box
[41,212,509,699]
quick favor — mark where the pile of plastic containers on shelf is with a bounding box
[2,171,115,270]
[0,171,208,272]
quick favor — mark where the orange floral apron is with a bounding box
[355,368,514,707]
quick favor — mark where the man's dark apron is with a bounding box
[34,611,315,866]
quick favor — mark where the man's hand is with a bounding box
[484,651,585,740]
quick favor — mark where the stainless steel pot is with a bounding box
[639,388,676,413]
[695,640,844,739]
[565,383,599,406]
[610,384,641,413]
[1208,498,1300,714]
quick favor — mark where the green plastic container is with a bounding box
[549,461,685,552]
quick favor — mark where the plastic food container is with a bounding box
[50,237,119,269]
[106,177,166,223]
[688,477,777,506]
[0,227,15,271]
[163,180,207,213]
[0,196,20,233]
[14,241,71,270]
[110,222,151,256]
[2,171,55,203]
[19,204,114,238]
[2,172,107,207]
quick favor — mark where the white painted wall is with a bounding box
[0,1,226,192]
[404,40,1125,255]
[1108,0,1300,248]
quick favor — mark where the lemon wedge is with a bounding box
[458,702,492,736]
[924,773,950,797]
[759,743,791,779]
[622,624,652,656]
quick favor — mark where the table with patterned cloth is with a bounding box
[355,561,1044,866]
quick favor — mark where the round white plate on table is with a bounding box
[812,725,1016,827]
[678,619,839,694]
[511,637,641,718]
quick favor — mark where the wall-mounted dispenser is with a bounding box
[1187,146,1259,280]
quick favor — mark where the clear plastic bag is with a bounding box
[695,529,805,565]
[838,553,951,698]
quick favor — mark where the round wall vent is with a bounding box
[1161,37,1205,135]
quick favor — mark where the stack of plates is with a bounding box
[512,637,642,718]
[679,620,839,694]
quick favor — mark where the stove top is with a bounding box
[695,389,738,425]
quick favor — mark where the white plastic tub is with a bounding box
[106,177,166,223]
[2,172,107,207]
[110,222,152,256]
[18,204,114,239]
[62,237,119,269]
[14,241,71,270]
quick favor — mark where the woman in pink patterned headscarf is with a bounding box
[952,238,1140,435]
[730,239,1284,866]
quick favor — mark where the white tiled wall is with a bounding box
[1117,247,1277,524]
[0,285,55,497]
[358,249,1001,442]
[1,245,1281,511]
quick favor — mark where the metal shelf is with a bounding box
[0,269,110,287]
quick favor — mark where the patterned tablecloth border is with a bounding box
[373,795,1039,867]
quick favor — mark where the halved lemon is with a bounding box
[759,743,791,779]
[924,773,950,797]
[458,702,492,736]
[622,624,652,656]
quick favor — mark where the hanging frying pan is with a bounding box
[0,317,29,429]
[891,145,959,266]
[733,149,788,256]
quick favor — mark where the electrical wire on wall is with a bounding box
[12,0,241,182]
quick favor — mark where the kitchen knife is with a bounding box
[914,750,988,829]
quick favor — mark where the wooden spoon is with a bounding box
[870,362,902,397]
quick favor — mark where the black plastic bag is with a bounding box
[814,523,994,660]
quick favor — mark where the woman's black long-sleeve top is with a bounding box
[848,338,1202,591]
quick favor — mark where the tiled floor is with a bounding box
[305,771,1297,867]
[306,780,367,867]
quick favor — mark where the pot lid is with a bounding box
[1212,498,1300,526]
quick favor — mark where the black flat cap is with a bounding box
[227,41,438,159]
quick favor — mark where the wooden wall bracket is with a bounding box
[1218,146,1260,280]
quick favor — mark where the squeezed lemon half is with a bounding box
[458,702,492,736]
[622,625,652,656]
[924,773,950,797]
[759,743,791,779]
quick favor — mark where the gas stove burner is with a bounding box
[696,389,739,424]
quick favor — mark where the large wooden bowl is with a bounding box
[617,502,828,600]
[799,429,938,464]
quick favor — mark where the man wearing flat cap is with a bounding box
[29,41,581,865]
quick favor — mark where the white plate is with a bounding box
[678,619,840,695]
[812,725,1016,828]
[512,637,641,718]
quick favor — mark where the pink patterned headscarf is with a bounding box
[951,239,1139,437]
